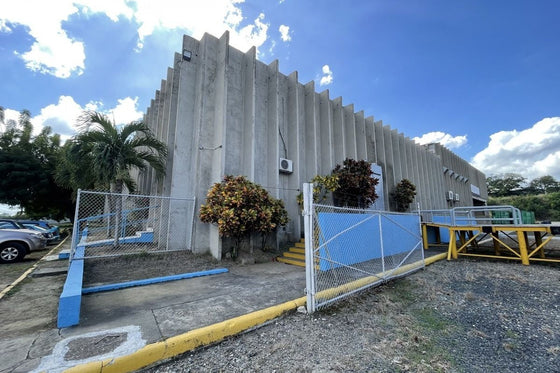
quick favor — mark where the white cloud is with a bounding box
[0,0,85,78]
[31,96,90,139]
[0,204,18,216]
[2,96,143,142]
[0,108,20,132]
[471,117,560,180]
[319,64,333,86]
[0,0,270,78]
[279,24,291,42]
[110,97,144,125]
[413,131,467,149]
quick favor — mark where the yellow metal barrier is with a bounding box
[422,223,560,266]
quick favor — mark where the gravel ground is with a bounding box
[136,258,560,373]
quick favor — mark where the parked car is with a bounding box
[0,229,47,263]
[0,219,57,244]
[17,220,61,243]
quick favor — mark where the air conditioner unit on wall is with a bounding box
[447,191,454,201]
[455,193,460,201]
[279,158,293,174]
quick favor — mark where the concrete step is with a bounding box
[289,247,304,254]
[283,252,305,260]
[277,257,305,267]
[295,242,305,248]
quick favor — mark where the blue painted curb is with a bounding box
[82,268,229,294]
[57,245,85,328]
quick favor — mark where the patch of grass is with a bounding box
[402,307,459,371]
[416,307,452,332]
[386,278,418,306]
[377,279,458,372]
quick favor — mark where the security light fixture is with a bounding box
[183,49,192,61]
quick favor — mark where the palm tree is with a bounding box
[75,111,168,245]
[76,111,167,194]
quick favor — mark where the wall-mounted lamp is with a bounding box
[183,49,192,61]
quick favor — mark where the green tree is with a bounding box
[391,179,417,212]
[296,174,339,209]
[199,175,289,258]
[487,173,527,197]
[73,111,168,193]
[55,139,106,197]
[0,109,73,219]
[488,192,560,221]
[331,158,378,208]
[528,175,560,194]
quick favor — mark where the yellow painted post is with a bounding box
[422,224,429,249]
[448,228,458,260]
[517,230,530,265]
[534,232,545,258]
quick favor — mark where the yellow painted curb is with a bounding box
[425,252,447,265]
[62,253,445,373]
[62,297,306,373]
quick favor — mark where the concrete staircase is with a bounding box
[277,239,306,267]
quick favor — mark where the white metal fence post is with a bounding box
[303,183,316,313]
[378,213,385,275]
[70,189,82,261]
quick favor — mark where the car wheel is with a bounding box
[0,242,27,263]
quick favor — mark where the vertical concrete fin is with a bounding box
[160,67,174,196]
[343,104,356,160]
[365,116,376,163]
[319,89,333,172]
[267,58,280,198]
[332,97,344,164]
[287,70,302,238]
[373,120,386,206]
[355,110,366,161]
[391,129,402,187]
[304,81,319,176]
[409,139,421,207]
[382,124,394,209]
[243,45,257,179]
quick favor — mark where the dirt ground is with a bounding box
[82,248,279,287]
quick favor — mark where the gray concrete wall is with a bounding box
[140,31,487,258]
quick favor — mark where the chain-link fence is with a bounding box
[71,190,196,260]
[302,184,424,313]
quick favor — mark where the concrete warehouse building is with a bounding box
[136,31,488,259]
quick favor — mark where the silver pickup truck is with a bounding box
[0,229,47,263]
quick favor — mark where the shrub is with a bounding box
[331,158,378,208]
[391,179,417,212]
[199,175,288,258]
[296,174,339,209]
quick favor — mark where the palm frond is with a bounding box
[78,111,118,137]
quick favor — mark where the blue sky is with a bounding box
[1,0,559,186]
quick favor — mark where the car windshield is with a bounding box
[22,224,48,232]
[0,220,26,229]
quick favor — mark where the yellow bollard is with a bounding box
[517,230,530,265]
